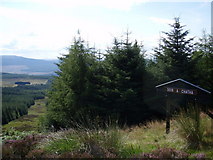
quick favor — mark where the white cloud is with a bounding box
[0,4,123,59]
[0,0,210,59]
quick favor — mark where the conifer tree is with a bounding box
[154,17,194,81]
[104,32,149,124]
[192,32,213,91]
[46,36,96,129]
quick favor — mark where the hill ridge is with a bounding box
[1,55,58,75]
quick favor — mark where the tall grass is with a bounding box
[175,105,208,149]
[39,117,122,158]
[3,110,213,158]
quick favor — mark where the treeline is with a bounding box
[44,18,212,129]
[2,84,50,124]
[1,73,52,80]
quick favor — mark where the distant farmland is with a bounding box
[1,73,51,87]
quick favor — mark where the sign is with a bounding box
[166,87,197,95]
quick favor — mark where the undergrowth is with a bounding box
[175,106,212,150]
[2,110,213,158]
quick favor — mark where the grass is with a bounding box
[2,105,213,158]
[118,120,187,158]
[37,127,122,158]
[44,134,80,154]
[175,106,213,151]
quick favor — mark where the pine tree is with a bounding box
[154,17,194,81]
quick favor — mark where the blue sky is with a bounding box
[0,0,212,59]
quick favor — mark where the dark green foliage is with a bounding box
[45,33,150,129]
[176,105,207,149]
[2,84,48,124]
[46,36,97,129]
[192,32,213,91]
[45,19,212,130]
[104,34,149,124]
[153,17,194,82]
[145,18,209,118]
[192,32,213,110]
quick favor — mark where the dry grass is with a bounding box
[175,106,212,150]
[121,120,186,154]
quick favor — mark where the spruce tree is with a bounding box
[46,36,96,129]
[154,17,194,81]
[192,32,213,90]
[104,32,148,124]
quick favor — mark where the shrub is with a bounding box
[132,148,189,159]
[41,118,122,158]
[191,153,206,159]
[2,134,46,158]
[151,148,189,158]
[59,152,93,158]
[44,136,80,154]
[76,127,121,158]
[2,142,14,159]
[175,105,204,149]
[119,144,143,158]
[26,149,46,158]
[2,128,36,141]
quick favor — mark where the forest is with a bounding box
[2,82,50,125]
[43,18,212,129]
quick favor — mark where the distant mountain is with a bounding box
[1,55,58,75]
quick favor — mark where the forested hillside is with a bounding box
[2,73,52,124]
[2,85,49,124]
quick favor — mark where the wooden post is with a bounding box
[194,98,200,133]
[166,95,170,134]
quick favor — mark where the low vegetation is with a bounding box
[2,108,213,158]
[175,106,213,151]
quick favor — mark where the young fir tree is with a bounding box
[154,17,194,81]
[46,36,97,129]
[104,32,149,124]
[192,32,213,111]
[192,32,213,91]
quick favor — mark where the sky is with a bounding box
[0,0,212,60]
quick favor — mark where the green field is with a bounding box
[1,78,48,87]
[1,73,51,87]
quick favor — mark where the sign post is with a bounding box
[165,95,170,134]
[156,78,211,134]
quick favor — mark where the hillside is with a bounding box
[1,55,58,75]
[2,106,213,158]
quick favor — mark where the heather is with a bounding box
[2,112,212,158]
